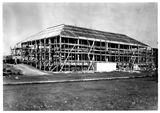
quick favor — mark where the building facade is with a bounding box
[11,24,154,72]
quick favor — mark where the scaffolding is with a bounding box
[11,24,154,72]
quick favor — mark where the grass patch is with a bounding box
[3,77,158,110]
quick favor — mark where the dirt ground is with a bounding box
[3,70,150,84]
[13,64,48,76]
[3,64,49,76]
[3,77,158,110]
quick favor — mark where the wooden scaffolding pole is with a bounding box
[36,40,38,69]
[106,41,108,62]
[49,38,51,71]
[100,39,102,62]
[27,42,29,64]
[56,37,58,72]
[118,44,120,63]
[33,40,36,67]
[30,41,32,65]
[28,42,31,63]
[39,40,42,70]
[44,38,46,71]
[129,45,131,63]
[77,38,79,70]
[21,43,23,63]
[122,45,124,63]
[59,36,62,66]
[137,46,139,64]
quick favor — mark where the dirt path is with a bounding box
[14,64,48,76]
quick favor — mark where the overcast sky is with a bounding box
[3,3,157,55]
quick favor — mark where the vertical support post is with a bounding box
[115,44,117,62]
[87,37,89,70]
[137,46,139,64]
[64,38,66,72]
[93,39,95,62]
[68,38,70,71]
[80,39,82,71]
[129,45,131,62]
[151,48,154,64]
[44,38,46,71]
[71,44,72,72]
[145,47,147,64]
[56,37,58,72]
[100,39,102,62]
[69,38,71,71]
[59,36,62,62]
[28,41,30,65]
[14,46,17,64]
[127,45,129,63]
[36,40,39,68]
[49,38,51,71]
[59,36,62,71]
[123,45,124,63]
[39,40,42,70]
[106,41,108,62]
[105,40,106,62]
[107,42,109,62]
[77,38,79,68]
[27,42,29,64]
[93,39,95,71]
[30,42,32,65]
[34,40,36,67]
[21,43,23,63]
[118,44,120,63]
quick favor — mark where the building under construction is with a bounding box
[11,24,154,72]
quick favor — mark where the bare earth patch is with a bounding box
[13,64,49,76]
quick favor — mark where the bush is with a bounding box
[3,64,23,75]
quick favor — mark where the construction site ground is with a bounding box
[13,64,48,76]
[3,64,158,110]
[3,64,152,85]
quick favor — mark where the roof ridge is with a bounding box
[47,24,65,29]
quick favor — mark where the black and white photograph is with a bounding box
[3,2,158,111]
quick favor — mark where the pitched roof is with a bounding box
[21,24,148,46]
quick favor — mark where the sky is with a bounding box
[3,3,158,55]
